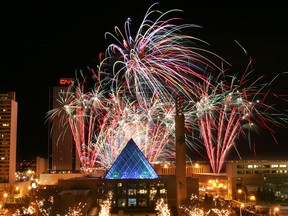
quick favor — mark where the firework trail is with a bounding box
[46,72,110,172]
[101,2,226,104]
[48,75,176,170]
[185,58,288,173]
[47,3,288,174]
[47,3,223,172]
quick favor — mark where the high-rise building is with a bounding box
[48,78,80,172]
[0,92,17,183]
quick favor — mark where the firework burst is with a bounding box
[47,3,288,174]
[47,3,224,172]
[185,58,288,173]
[100,2,227,103]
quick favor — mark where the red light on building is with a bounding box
[59,78,73,85]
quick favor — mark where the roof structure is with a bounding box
[104,139,160,179]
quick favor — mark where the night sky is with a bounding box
[1,1,288,161]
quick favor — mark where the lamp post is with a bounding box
[238,189,246,202]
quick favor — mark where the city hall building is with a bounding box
[54,139,199,215]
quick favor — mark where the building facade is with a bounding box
[54,139,199,215]
[0,92,17,183]
[226,160,288,202]
[56,176,198,215]
[48,78,80,172]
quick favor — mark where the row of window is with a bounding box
[237,170,288,174]
[0,108,11,112]
[237,164,288,169]
[96,181,167,208]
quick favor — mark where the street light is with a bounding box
[274,206,279,215]
[3,193,8,207]
[240,203,245,216]
[238,189,246,202]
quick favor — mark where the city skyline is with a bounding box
[1,1,288,162]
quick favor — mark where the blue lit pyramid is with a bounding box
[104,138,159,179]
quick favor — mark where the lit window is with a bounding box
[128,198,136,207]
[139,199,147,206]
[128,189,137,195]
[118,199,126,207]
[138,189,147,194]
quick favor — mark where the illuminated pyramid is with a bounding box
[104,138,159,179]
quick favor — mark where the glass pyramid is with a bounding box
[104,139,159,179]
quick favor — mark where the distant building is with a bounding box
[0,92,17,183]
[36,156,48,177]
[226,160,288,202]
[48,78,80,172]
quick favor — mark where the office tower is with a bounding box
[48,78,80,172]
[0,92,17,183]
